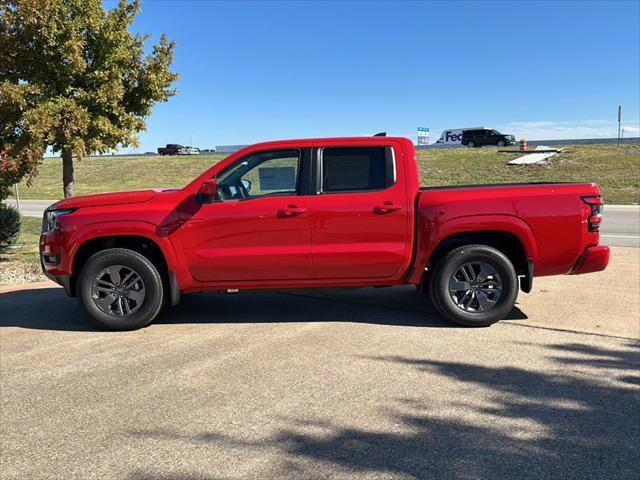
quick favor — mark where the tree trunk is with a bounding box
[62,148,74,198]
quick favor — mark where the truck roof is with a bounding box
[248,136,412,149]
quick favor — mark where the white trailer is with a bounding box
[435,127,485,145]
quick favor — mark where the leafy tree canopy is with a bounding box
[0,0,178,198]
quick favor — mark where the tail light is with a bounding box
[581,196,603,233]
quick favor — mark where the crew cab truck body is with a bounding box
[157,144,186,155]
[40,137,609,330]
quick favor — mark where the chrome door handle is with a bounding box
[278,205,307,217]
[374,202,402,214]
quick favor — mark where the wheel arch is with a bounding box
[67,226,186,305]
[426,230,528,276]
[411,214,538,288]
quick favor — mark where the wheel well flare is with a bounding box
[70,236,168,295]
[428,231,528,276]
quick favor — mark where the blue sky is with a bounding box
[114,0,639,151]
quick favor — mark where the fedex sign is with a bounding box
[445,131,463,143]
[436,128,481,145]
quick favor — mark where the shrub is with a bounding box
[0,206,22,252]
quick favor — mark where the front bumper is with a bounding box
[41,263,73,296]
[570,246,610,275]
[40,231,74,296]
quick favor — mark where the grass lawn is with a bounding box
[7,144,640,204]
[419,144,639,204]
[10,153,227,200]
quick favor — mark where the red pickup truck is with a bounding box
[40,136,610,330]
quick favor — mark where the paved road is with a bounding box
[3,198,53,217]
[1,247,638,479]
[600,205,640,247]
[4,199,639,247]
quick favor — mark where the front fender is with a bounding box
[66,220,194,290]
[407,213,538,285]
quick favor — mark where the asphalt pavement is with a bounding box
[1,247,638,479]
[3,199,53,217]
[3,199,640,247]
[600,205,640,247]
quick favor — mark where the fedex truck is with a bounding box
[435,127,485,145]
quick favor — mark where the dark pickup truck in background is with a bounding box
[157,144,200,155]
[157,144,186,155]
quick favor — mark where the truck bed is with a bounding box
[419,181,586,191]
[415,181,602,278]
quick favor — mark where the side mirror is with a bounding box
[197,179,218,203]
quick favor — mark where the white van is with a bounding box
[435,127,485,145]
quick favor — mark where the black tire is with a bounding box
[497,140,505,147]
[467,141,475,148]
[429,244,518,327]
[77,248,165,331]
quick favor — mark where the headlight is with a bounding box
[42,209,75,233]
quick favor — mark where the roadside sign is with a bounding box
[417,127,429,145]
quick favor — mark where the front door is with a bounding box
[309,145,410,279]
[179,149,313,283]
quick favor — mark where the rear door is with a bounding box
[309,144,410,279]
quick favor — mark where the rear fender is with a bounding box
[408,214,538,284]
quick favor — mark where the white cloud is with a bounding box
[498,119,640,140]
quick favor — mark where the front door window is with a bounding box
[217,150,300,201]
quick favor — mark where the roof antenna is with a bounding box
[373,132,387,137]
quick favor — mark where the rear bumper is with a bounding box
[570,245,610,275]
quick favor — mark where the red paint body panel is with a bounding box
[310,141,414,280]
[180,195,314,282]
[570,245,610,274]
[48,188,170,210]
[40,136,608,296]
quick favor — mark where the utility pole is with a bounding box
[617,105,622,146]
[14,183,20,212]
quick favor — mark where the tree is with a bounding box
[0,0,178,199]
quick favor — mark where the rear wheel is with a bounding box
[429,244,518,327]
[467,141,475,148]
[77,248,165,330]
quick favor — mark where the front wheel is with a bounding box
[466,141,475,148]
[77,248,165,330]
[497,140,505,147]
[429,244,518,327]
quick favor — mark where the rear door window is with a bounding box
[320,147,395,193]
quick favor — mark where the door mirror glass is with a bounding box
[197,179,218,203]
[241,179,252,192]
